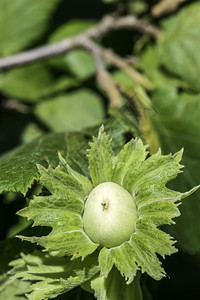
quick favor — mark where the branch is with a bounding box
[81,38,122,108]
[152,0,188,17]
[0,15,161,70]
[79,38,152,107]
[100,48,153,90]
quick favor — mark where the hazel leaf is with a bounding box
[17,161,98,259]
[91,267,142,300]
[129,233,165,280]
[124,149,184,194]
[99,245,138,284]
[0,132,68,195]
[88,125,115,186]
[58,152,93,195]
[112,138,148,187]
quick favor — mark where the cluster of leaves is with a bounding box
[1,0,200,299]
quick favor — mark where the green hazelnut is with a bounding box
[83,182,138,248]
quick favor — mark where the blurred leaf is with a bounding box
[63,50,96,80]
[7,217,31,239]
[112,71,152,111]
[49,19,95,42]
[41,76,80,97]
[158,2,200,92]
[21,123,44,144]
[0,64,79,103]
[0,277,30,299]
[0,63,52,102]
[101,0,119,3]
[0,238,30,275]
[0,238,34,299]
[128,0,148,14]
[141,47,171,88]
[0,0,60,55]
[49,20,96,78]
[151,86,200,253]
[35,89,105,132]
[141,46,191,91]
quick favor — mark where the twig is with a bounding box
[81,38,122,108]
[0,14,159,108]
[1,99,31,113]
[0,15,161,70]
[97,69,122,108]
[152,0,188,17]
[86,41,153,90]
[100,48,153,90]
[81,38,152,107]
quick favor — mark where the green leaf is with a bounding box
[9,250,99,300]
[6,216,31,239]
[151,86,200,253]
[35,89,105,132]
[63,50,96,80]
[0,63,52,102]
[112,71,153,111]
[0,132,85,195]
[49,20,95,42]
[124,148,183,193]
[18,160,98,259]
[158,2,200,92]
[112,138,148,186]
[141,47,173,88]
[101,0,119,3]
[91,268,142,300]
[0,0,60,55]
[98,244,138,284]
[58,152,93,195]
[21,123,44,144]
[128,0,148,15]
[0,64,79,103]
[0,238,35,299]
[0,277,30,299]
[88,125,115,186]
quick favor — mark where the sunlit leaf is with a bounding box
[35,89,105,132]
[158,2,200,92]
[0,64,79,103]
[0,0,60,55]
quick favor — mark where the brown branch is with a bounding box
[0,15,161,70]
[0,15,159,108]
[81,38,122,108]
[100,48,153,90]
[2,98,31,113]
[80,38,152,107]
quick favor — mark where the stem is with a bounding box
[0,15,161,70]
